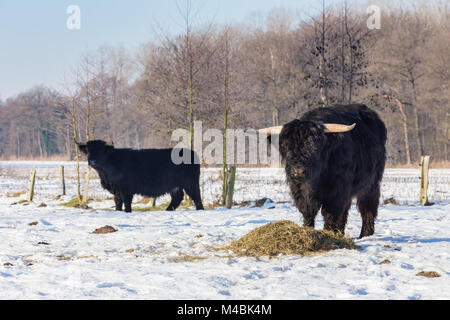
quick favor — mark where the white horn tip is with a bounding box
[259,126,283,135]
[323,123,356,133]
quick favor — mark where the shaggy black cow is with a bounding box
[264,104,387,238]
[77,140,204,212]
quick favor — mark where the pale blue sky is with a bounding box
[0,0,350,100]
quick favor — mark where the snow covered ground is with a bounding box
[0,162,449,299]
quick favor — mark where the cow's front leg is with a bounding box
[121,193,133,213]
[322,199,351,235]
[114,194,123,211]
[295,196,320,228]
[322,208,339,233]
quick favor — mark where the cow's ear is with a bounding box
[78,144,87,154]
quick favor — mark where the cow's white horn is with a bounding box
[323,123,356,133]
[259,126,283,135]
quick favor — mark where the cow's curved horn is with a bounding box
[259,126,283,135]
[323,123,356,133]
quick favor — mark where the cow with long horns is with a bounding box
[76,140,204,212]
[262,104,387,238]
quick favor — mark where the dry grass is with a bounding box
[168,254,207,263]
[132,200,218,212]
[225,220,360,258]
[137,197,152,204]
[5,191,26,197]
[429,161,450,169]
[77,254,99,259]
[132,203,171,212]
[56,254,71,261]
[383,197,399,205]
[0,155,71,161]
[59,198,91,209]
[59,198,82,207]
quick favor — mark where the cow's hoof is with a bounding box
[359,230,374,238]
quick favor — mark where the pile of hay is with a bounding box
[226,220,359,257]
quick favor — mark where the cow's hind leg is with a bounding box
[167,188,184,211]
[114,194,123,211]
[357,184,380,238]
[184,183,204,210]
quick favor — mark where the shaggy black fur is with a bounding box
[278,104,387,238]
[78,140,204,212]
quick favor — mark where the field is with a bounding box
[0,162,449,299]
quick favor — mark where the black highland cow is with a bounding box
[77,140,204,212]
[267,104,387,238]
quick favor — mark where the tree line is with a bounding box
[0,2,448,166]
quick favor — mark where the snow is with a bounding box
[0,162,449,299]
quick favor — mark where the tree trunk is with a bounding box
[225,166,236,209]
[320,1,329,106]
[412,105,423,159]
[222,55,230,206]
[446,113,449,162]
[319,57,329,106]
[71,98,81,201]
[391,96,412,165]
[345,11,354,104]
[37,131,43,159]
[410,77,423,159]
[17,134,20,158]
[272,108,280,126]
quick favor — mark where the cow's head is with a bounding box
[260,121,355,150]
[260,121,356,169]
[77,140,114,169]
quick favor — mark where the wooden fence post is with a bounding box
[419,155,430,205]
[27,169,36,202]
[225,166,236,209]
[60,165,66,196]
[221,167,229,206]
